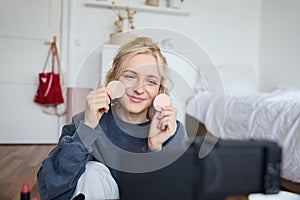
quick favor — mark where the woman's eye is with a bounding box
[124,74,136,79]
[147,80,158,86]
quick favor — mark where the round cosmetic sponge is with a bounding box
[107,81,125,99]
[153,94,171,111]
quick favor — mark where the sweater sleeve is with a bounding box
[37,118,94,200]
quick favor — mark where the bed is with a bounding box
[185,65,300,187]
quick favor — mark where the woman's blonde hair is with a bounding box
[105,37,169,95]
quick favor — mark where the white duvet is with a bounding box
[186,88,300,183]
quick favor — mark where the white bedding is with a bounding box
[186,88,300,183]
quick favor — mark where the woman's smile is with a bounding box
[127,94,147,103]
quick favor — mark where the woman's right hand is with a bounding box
[84,87,113,129]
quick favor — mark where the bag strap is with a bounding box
[52,42,61,75]
[41,42,61,74]
[42,44,53,73]
[51,44,55,72]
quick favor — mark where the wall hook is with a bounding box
[44,36,57,45]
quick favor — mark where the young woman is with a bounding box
[37,37,189,200]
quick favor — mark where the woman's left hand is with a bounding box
[148,106,177,151]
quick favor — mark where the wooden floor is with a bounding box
[0,144,55,200]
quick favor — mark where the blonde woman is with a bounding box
[38,37,189,200]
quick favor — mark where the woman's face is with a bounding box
[117,53,161,118]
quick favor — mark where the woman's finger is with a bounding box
[157,106,177,119]
[95,87,113,99]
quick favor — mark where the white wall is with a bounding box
[0,0,64,143]
[259,0,300,91]
[68,0,262,88]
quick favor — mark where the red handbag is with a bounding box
[34,43,64,105]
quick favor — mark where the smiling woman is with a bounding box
[37,37,189,200]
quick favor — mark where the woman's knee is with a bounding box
[73,161,119,199]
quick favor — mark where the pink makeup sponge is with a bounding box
[153,94,171,111]
[107,81,125,99]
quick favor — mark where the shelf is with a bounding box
[85,1,190,16]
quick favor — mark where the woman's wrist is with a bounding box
[83,120,97,129]
[148,137,162,151]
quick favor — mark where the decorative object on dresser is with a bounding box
[109,1,137,45]
[146,0,159,6]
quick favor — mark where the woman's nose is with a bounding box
[133,81,146,93]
